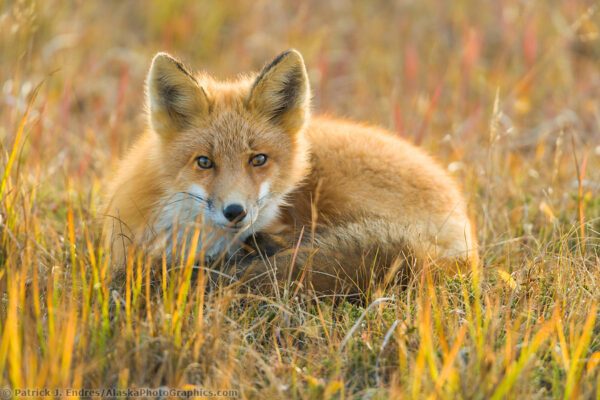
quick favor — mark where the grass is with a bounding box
[1,0,600,398]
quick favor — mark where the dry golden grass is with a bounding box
[1,0,600,398]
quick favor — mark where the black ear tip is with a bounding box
[280,49,304,62]
[281,49,300,56]
[153,51,173,59]
[149,52,197,85]
[151,52,176,67]
[266,49,304,69]
[286,48,302,57]
[149,53,178,77]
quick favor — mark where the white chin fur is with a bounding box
[150,185,281,263]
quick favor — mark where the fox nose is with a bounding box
[223,204,247,222]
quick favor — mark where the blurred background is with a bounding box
[2,1,599,153]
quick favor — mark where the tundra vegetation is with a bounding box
[1,1,599,398]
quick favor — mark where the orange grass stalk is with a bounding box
[490,317,556,400]
[564,301,597,400]
[0,83,42,200]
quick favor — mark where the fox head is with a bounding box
[145,50,310,245]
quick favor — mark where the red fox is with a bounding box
[104,50,478,293]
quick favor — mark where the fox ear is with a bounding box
[248,50,310,133]
[147,52,209,138]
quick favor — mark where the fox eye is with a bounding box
[195,156,214,169]
[250,154,268,167]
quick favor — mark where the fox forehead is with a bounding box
[167,108,295,159]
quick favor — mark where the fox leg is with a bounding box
[233,217,478,294]
[233,222,413,294]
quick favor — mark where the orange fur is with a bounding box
[104,50,478,292]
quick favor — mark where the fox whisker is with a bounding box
[257,194,274,208]
[165,191,213,209]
